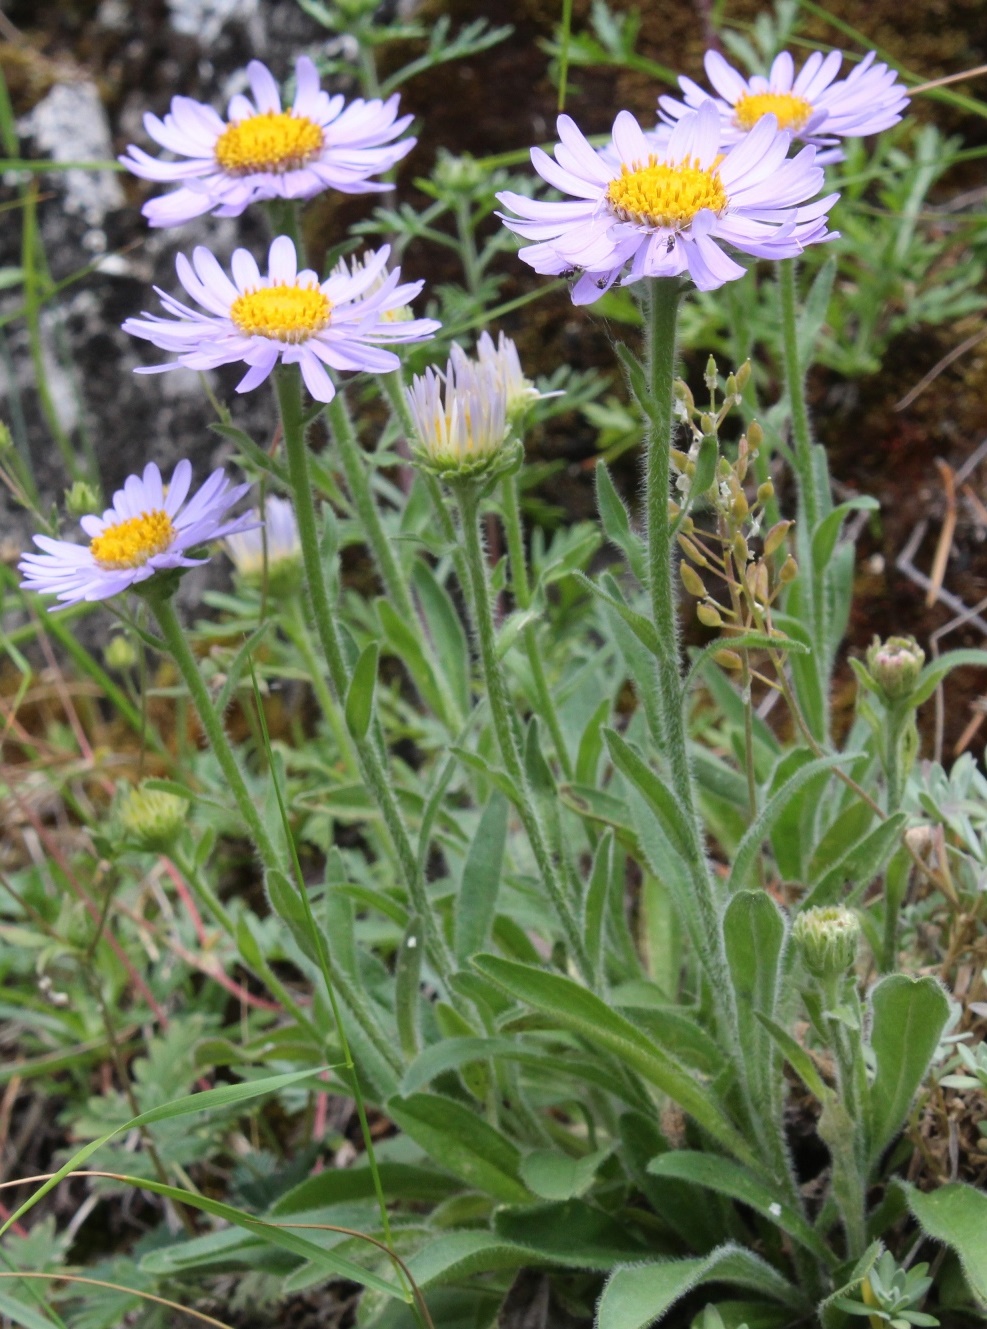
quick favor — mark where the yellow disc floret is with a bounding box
[229,285,332,343]
[90,510,176,569]
[214,111,324,175]
[606,157,728,230]
[733,91,814,133]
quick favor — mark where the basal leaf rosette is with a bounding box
[122,236,440,403]
[497,100,838,303]
[659,48,909,164]
[18,461,254,607]
[120,56,416,227]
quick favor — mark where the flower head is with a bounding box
[18,460,254,607]
[118,781,189,853]
[791,905,861,980]
[470,331,560,422]
[865,634,925,701]
[225,494,303,592]
[497,101,837,303]
[407,343,520,480]
[660,49,909,164]
[122,236,440,403]
[120,56,415,227]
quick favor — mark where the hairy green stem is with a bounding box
[500,474,573,779]
[276,368,456,986]
[777,258,821,534]
[326,388,416,624]
[456,480,589,978]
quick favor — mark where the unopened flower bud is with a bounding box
[433,149,485,195]
[757,481,775,504]
[735,361,751,393]
[104,635,138,671]
[699,412,715,435]
[65,480,100,518]
[792,905,860,979]
[779,555,798,583]
[714,649,742,670]
[697,602,723,628]
[865,635,925,701]
[747,421,763,450]
[704,355,717,394]
[117,782,189,853]
[225,496,303,595]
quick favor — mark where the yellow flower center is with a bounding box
[90,510,176,569]
[606,157,728,230]
[733,91,814,133]
[229,285,332,343]
[214,111,324,175]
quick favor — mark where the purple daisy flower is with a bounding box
[19,461,255,607]
[659,49,909,165]
[120,56,416,227]
[497,101,837,303]
[122,236,441,403]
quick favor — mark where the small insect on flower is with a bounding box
[497,101,837,303]
[122,236,440,403]
[406,342,520,480]
[659,49,909,164]
[18,460,255,608]
[224,494,303,593]
[120,56,416,227]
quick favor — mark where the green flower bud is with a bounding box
[64,480,100,518]
[865,635,925,701]
[117,782,189,854]
[433,150,485,196]
[791,906,860,980]
[104,635,138,671]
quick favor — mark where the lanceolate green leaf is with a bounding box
[909,648,987,707]
[597,1245,803,1329]
[900,1181,987,1307]
[727,754,849,892]
[867,975,950,1165]
[344,641,379,739]
[723,891,786,1122]
[472,956,758,1168]
[646,1152,834,1265]
[454,792,508,961]
[385,1092,529,1202]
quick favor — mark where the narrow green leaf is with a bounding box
[646,1153,833,1264]
[575,572,661,656]
[797,255,836,365]
[909,648,987,708]
[386,1092,529,1202]
[899,1182,987,1307]
[455,793,508,962]
[603,729,693,861]
[810,496,879,576]
[802,812,906,910]
[584,829,615,981]
[754,1013,831,1104]
[597,1245,802,1329]
[723,891,785,1117]
[727,754,849,893]
[520,1148,609,1201]
[472,956,757,1167]
[345,642,379,739]
[395,915,424,1060]
[595,460,646,583]
[867,975,950,1165]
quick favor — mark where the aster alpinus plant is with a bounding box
[5,11,987,1329]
